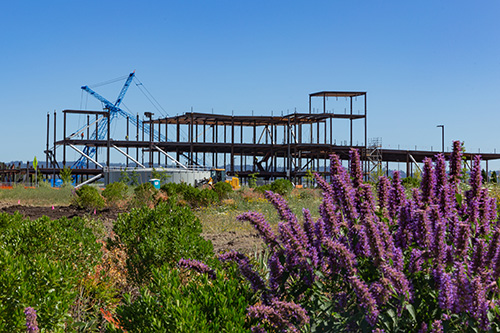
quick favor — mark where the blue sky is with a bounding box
[1,1,499,168]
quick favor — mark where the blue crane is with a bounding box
[72,71,166,168]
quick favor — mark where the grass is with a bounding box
[0,184,323,235]
[0,184,74,206]
[194,187,323,234]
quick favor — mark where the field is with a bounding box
[0,185,322,254]
[3,144,500,332]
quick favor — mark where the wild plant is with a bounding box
[181,141,500,332]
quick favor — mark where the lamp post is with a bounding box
[437,125,444,153]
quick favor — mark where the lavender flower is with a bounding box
[389,171,406,220]
[323,237,358,275]
[24,307,39,333]
[472,276,491,331]
[302,208,316,247]
[420,157,437,206]
[453,262,473,313]
[178,258,216,280]
[485,229,500,269]
[318,191,343,235]
[418,322,428,333]
[265,190,298,225]
[217,251,267,293]
[368,222,387,264]
[370,279,392,306]
[430,319,443,333]
[268,251,285,291]
[432,211,447,265]
[349,148,363,188]
[377,176,391,219]
[237,211,278,247]
[248,299,309,332]
[409,248,424,273]
[449,141,463,185]
[470,239,486,275]
[349,274,380,326]
[380,264,412,301]
[435,266,455,311]
[468,155,483,200]
[453,223,471,260]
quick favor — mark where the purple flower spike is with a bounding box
[237,211,278,247]
[449,141,463,185]
[389,171,407,220]
[349,148,363,188]
[468,155,483,199]
[472,276,491,331]
[430,319,444,333]
[323,237,358,275]
[377,176,391,219]
[24,307,39,333]
[268,251,285,291]
[435,266,455,311]
[248,299,309,332]
[420,157,437,206]
[264,191,298,225]
[349,274,380,326]
[178,258,216,280]
[217,251,267,293]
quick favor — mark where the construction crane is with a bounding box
[72,71,167,168]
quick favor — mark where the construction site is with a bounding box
[2,71,500,187]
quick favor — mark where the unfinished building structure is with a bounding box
[36,89,500,186]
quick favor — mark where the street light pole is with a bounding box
[437,125,444,153]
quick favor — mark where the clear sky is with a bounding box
[1,1,499,168]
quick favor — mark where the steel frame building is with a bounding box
[33,90,500,185]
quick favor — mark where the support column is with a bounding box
[63,111,66,167]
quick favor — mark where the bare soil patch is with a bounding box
[202,231,263,254]
[0,204,125,221]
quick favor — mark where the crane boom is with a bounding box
[73,71,169,169]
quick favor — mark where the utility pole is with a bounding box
[437,125,444,153]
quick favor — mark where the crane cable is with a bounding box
[133,75,168,117]
[89,75,130,88]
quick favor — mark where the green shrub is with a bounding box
[102,182,129,206]
[401,176,420,189]
[197,188,218,206]
[160,182,192,199]
[160,182,178,197]
[0,213,103,331]
[248,173,259,188]
[72,185,105,210]
[254,184,272,195]
[270,178,293,196]
[60,166,73,187]
[108,200,213,285]
[213,181,233,201]
[130,182,157,208]
[182,185,202,205]
[111,265,252,332]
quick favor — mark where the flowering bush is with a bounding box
[182,141,500,332]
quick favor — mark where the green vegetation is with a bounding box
[111,265,253,332]
[108,200,213,285]
[7,159,500,331]
[0,213,110,331]
[102,181,130,207]
[59,166,73,186]
[72,185,106,210]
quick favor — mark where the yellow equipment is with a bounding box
[210,168,240,190]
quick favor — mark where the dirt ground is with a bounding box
[0,204,263,254]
